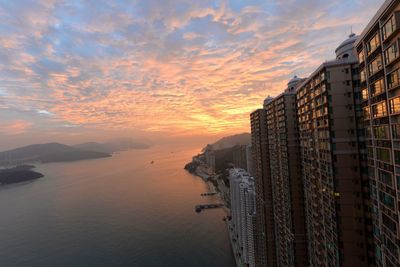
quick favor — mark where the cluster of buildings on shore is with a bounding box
[220,1,400,266]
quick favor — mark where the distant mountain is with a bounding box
[0,143,111,166]
[73,142,113,153]
[105,139,150,151]
[204,133,251,151]
[74,140,150,153]
[40,150,111,163]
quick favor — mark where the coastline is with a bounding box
[185,160,239,267]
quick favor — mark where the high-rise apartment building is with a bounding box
[296,34,372,266]
[232,145,250,171]
[204,145,216,173]
[229,168,256,267]
[231,145,253,174]
[356,1,400,266]
[250,107,276,267]
[264,77,308,267]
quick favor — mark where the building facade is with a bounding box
[264,77,308,267]
[231,145,253,174]
[296,35,372,266]
[356,1,400,266]
[246,145,254,176]
[232,145,249,171]
[204,145,216,173]
[250,107,276,267]
[229,168,256,267]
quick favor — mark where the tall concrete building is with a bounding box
[204,145,216,173]
[231,145,253,174]
[246,145,254,176]
[296,34,372,266]
[250,106,276,267]
[229,168,256,267]
[232,145,249,171]
[264,77,308,267]
[355,1,400,266]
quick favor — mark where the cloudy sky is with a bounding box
[0,0,384,149]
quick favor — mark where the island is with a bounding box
[0,143,112,166]
[0,165,44,185]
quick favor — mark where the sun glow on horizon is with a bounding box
[0,0,385,145]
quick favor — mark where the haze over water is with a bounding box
[0,145,234,267]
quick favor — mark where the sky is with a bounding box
[0,0,385,150]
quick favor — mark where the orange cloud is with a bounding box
[0,0,386,140]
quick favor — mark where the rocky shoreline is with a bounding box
[184,157,212,181]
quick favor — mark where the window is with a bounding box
[370,79,384,97]
[382,213,397,234]
[367,33,380,55]
[363,106,371,120]
[358,50,365,63]
[368,55,383,76]
[379,191,395,209]
[398,176,400,190]
[387,68,400,89]
[382,15,396,40]
[390,97,400,114]
[393,124,400,139]
[378,169,393,186]
[360,69,366,83]
[395,151,400,166]
[361,88,369,101]
[372,101,388,118]
[365,126,372,138]
[376,147,391,163]
[373,125,389,139]
[384,42,399,65]
[367,147,374,158]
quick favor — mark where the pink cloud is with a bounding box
[0,120,33,135]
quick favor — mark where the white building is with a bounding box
[229,168,256,267]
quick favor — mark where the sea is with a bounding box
[0,144,235,267]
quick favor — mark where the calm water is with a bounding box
[0,145,234,267]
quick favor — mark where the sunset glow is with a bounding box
[0,0,384,148]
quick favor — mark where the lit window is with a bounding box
[361,88,369,101]
[363,106,371,120]
[387,68,400,89]
[358,50,365,63]
[367,33,380,55]
[360,69,366,82]
[372,101,388,118]
[370,79,384,97]
[390,97,400,114]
